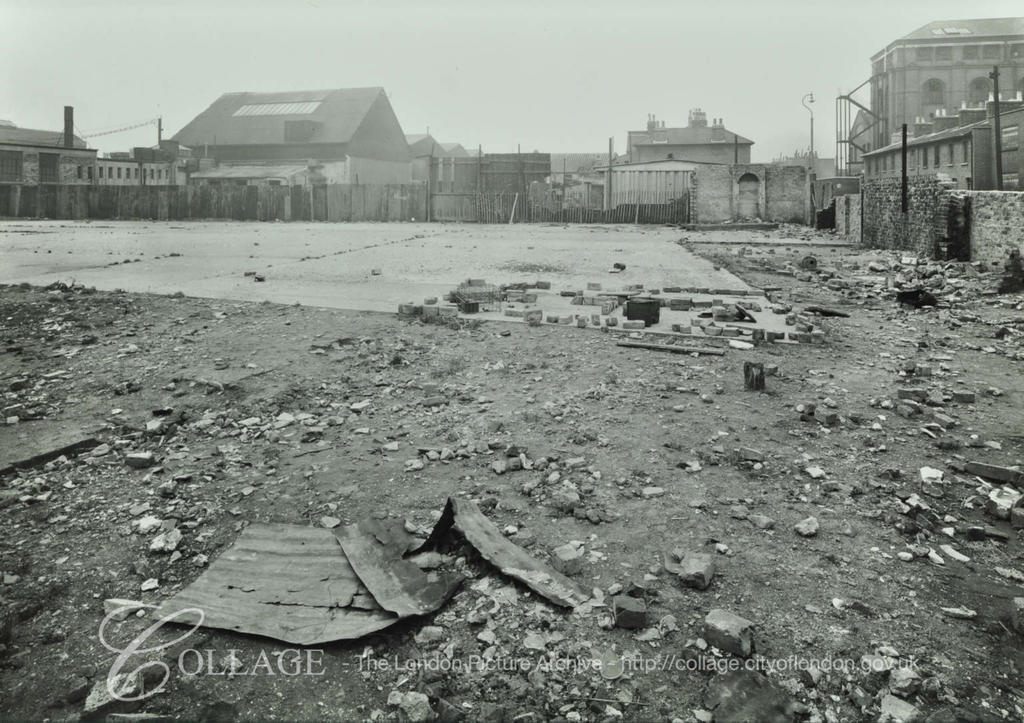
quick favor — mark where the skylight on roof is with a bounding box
[932,27,972,35]
[233,101,322,117]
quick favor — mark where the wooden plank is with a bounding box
[616,340,727,356]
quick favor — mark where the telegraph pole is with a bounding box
[900,124,908,213]
[990,66,1003,190]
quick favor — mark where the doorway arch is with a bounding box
[737,173,760,219]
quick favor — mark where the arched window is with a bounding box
[968,77,990,104]
[922,79,945,106]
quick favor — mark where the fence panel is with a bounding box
[0,182,429,223]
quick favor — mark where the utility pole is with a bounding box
[606,136,614,211]
[801,93,815,173]
[990,65,1003,190]
[900,123,908,213]
[157,117,162,146]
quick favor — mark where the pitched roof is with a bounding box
[863,118,989,156]
[0,124,88,149]
[405,133,438,156]
[439,143,468,157]
[173,87,388,147]
[630,126,753,146]
[901,17,1024,41]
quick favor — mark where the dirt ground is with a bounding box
[1,222,1023,723]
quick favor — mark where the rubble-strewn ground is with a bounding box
[1,223,1023,722]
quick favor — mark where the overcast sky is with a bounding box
[2,0,1022,162]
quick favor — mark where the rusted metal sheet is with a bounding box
[154,523,397,645]
[422,498,591,608]
[335,519,463,618]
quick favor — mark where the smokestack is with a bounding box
[63,106,74,148]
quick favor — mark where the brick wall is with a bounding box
[963,191,1024,269]
[692,165,732,222]
[765,165,808,222]
[692,164,809,224]
[0,145,96,186]
[861,176,954,252]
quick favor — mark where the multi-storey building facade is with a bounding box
[869,18,1024,149]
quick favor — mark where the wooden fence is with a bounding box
[0,182,687,225]
[431,188,689,224]
[0,183,429,222]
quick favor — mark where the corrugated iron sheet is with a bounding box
[154,523,397,645]
[421,498,591,608]
[335,519,463,618]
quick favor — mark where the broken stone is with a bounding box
[387,691,433,723]
[988,487,1022,520]
[794,516,819,537]
[749,514,775,530]
[83,672,142,716]
[125,451,155,469]
[550,541,585,576]
[888,666,921,697]
[1012,597,1024,634]
[149,528,182,553]
[665,550,716,590]
[703,670,798,722]
[134,515,163,535]
[878,693,921,722]
[612,595,647,629]
[704,608,754,657]
[103,598,147,621]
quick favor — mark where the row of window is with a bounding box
[875,44,1024,74]
[867,139,971,174]
[0,150,171,183]
[1003,124,1020,152]
[95,165,167,181]
[914,44,1016,62]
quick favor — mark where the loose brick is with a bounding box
[704,609,754,657]
[613,595,647,629]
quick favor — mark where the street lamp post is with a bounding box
[802,93,815,173]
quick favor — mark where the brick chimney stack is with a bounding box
[63,106,74,148]
[913,116,934,137]
[987,92,1024,119]
[957,102,987,127]
[931,108,959,132]
[688,108,708,128]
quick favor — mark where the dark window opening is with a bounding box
[922,79,945,106]
[39,153,59,183]
[0,150,24,182]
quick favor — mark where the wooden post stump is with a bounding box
[744,362,765,391]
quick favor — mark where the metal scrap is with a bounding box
[419,497,591,608]
[334,518,463,618]
[154,523,397,645]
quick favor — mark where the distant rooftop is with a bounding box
[0,122,88,149]
[901,17,1024,40]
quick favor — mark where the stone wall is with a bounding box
[963,191,1024,269]
[861,176,953,253]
